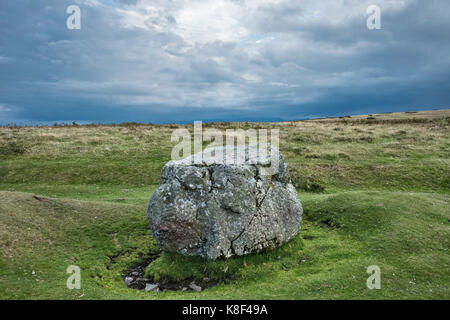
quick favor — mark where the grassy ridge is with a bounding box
[1,110,449,193]
[0,109,449,299]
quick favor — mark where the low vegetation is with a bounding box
[0,109,449,299]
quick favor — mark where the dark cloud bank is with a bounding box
[0,0,449,125]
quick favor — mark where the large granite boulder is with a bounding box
[147,144,302,260]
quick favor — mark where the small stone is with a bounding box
[189,282,202,292]
[145,283,158,292]
[131,271,139,276]
[182,287,188,291]
[124,277,133,285]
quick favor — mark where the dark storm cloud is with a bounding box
[0,0,448,124]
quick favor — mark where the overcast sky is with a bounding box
[0,0,449,124]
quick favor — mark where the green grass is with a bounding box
[0,109,449,299]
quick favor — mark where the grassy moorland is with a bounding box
[0,109,449,299]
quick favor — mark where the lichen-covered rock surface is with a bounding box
[147,144,302,260]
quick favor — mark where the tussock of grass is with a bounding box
[144,236,305,283]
